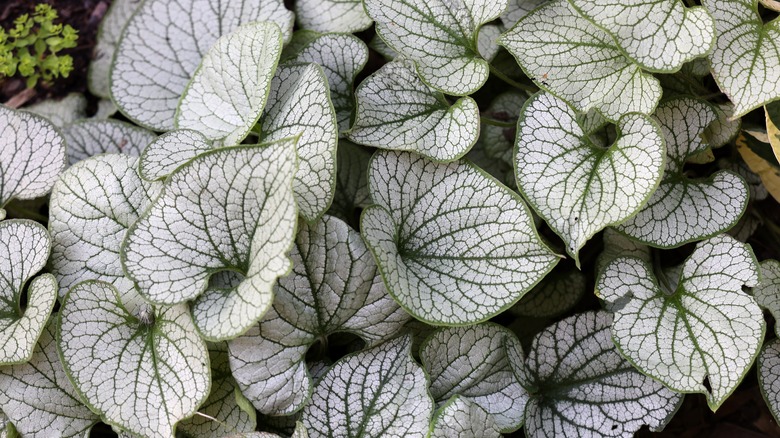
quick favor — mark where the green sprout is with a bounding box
[0,4,78,89]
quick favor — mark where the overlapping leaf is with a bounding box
[122,140,297,340]
[177,21,282,146]
[515,92,665,263]
[294,0,371,33]
[510,266,585,318]
[111,0,293,130]
[62,119,156,164]
[259,63,338,221]
[88,0,144,98]
[702,0,780,117]
[348,60,480,162]
[49,154,163,315]
[0,220,57,365]
[512,311,683,437]
[597,234,763,410]
[364,0,508,95]
[0,320,100,438]
[429,396,501,438]
[569,0,714,72]
[328,141,371,224]
[23,93,87,128]
[229,215,409,415]
[362,151,558,325]
[420,324,528,431]
[0,106,66,209]
[500,0,662,120]
[58,281,211,438]
[617,97,749,247]
[301,336,433,437]
[138,130,212,181]
[479,91,525,169]
[177,343,256,438]
[283,33,368,133]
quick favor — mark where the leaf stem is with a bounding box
[489,65,538,93]
[480,116,516,128]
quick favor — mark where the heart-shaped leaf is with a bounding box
[294,0,371,33]
[702,0,780,118]
[328,141,371,224]
[0,220,57,365]
[596,234,763,410]
[616,97,749,247]
[515,92,665,264]
[0,319,100,438]
[512,311,683,437]
[301,335,433,437]
[23,93,87,128]
[364,0,508,95]
[429,396,501,438]
[58,281,211,438]
[138,130,212,181]
[111,0,293,130]
[229,215,409,415]
[49,155,163,313]
[420,324,528,431]
[62,119,155,165]
[176,21,283,146]
[259,63,338,221]
[122,140,297,340]
[569,0,715,72]
[0,106,66,209]
[348,60,480,162]
[362,151,559,325]
[500,0,662,121]
[177,343,256,438]
[88,0,144,99]
[282,33,368,133]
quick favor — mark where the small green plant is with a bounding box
[0,3,78,89]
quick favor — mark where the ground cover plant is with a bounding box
[1,0,780,437]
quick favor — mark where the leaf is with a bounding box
[420,324,528,431]
[429,396,501,438]
[23,93,87,128]
[282,33,368,133]
[515,311,683,437]
[500,0,546,29]
[328,140,371,224]
[753,260,780,336]
[88,0,144,99]
[596,234,763,410]
[0,319,100,438]
[49,154,163,316]
[294,0,371,33]
[177,21,283,146]
[758,338,780,424]
[62,119,156,165]
[703,103,741,148]
[736,132,780,203]
[57,281,211,438]
[259,63,338,221]
[122,140,298,340]
[480,91,525,168]
[301,336,433,437]
[595,228,651,275]
[510,267,585,318]
[111,0,293,130]
[702,0,780,118]
[0,105,66,208]
[364,0,508,95]
[138,130,212,181]
[361,151,558,325]
[500,0,662,121]
[348,61,479,162]
[616,97,749,248]
[229,215,409,415]
[177,343,256,438]
[767,102,780,164]
[569,0,714,72]
[0,220,57,365]
[514,92,665,264]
